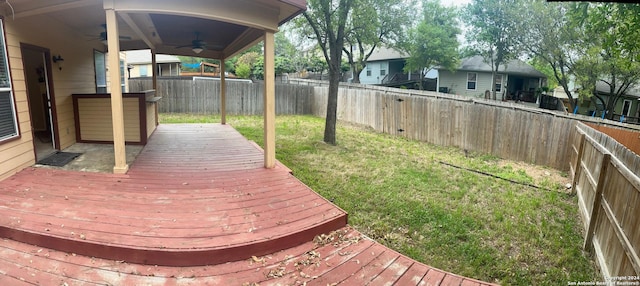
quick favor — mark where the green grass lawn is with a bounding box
[160,113,600,285]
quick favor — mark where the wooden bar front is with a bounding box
[72,90,160,145]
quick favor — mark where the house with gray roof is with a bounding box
[358,47,409,85]
[125,50,181,78]
[357,47,433,88]
[436,55,547,101]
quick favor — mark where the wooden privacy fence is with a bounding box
[129,77,314,115]
[130,76,640,280]
[309,85,577,170]
[586,123,640,156]
[570,122,640,279]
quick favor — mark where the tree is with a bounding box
[342,0,414,83]
[302,0,355,145]
[520,1,581,111]
[571,2,640,119]
[463,0,525,100]
[402,0,460,90]
[235,63,251,79]
[528,56,558,90]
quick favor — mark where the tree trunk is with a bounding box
[351,62,361,83]
[352,67,361,83]
[606,95,617,120]
[324,68,340,145]
[491,69,497,100]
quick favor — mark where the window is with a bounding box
[94,50,107,93]
[380,69,386,76]
[140,65,148,77]
[120,59,125,92]
[366,66,371,77]
[495,74,503,92]
[467,73,477,90]
[0,20,18,142]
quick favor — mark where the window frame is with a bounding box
[494,74,503,92]
[622,99,632,117]
[466,72,477,90]
[119,59,126,92]
[0,19,20,143]
[140,65,148,77]
[94,50,107,93]
[366,66,372,77]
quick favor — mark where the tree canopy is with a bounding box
[342,0,414,83]
[402,0,460,90]
[463,0,525,100]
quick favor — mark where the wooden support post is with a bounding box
[572,133,586,195]
[583,153,611,252]
[105,8,128,174]
[263,31,276,168]
[151,49,157,90]
[151,49,159,126]
[220,59,226,125]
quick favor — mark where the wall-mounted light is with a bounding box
[52,55,64,70]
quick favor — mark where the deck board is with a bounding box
[0,124,347,267]
[0,123,497,285]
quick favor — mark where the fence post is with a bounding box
[572,133,586,195]
[583,153,611,252]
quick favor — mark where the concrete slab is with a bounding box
[34,143,144,173]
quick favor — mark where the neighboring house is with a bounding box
[358,47,434,89]
[575,81,640,122]
[0,0,303,179]
[436,56,547,101]
[125,50,181,78]
[359,47,409,85]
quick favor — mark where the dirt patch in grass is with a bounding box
[497,160,572,191]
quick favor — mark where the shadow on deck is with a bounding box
[0,124,496,285]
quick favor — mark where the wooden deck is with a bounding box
[0,124,496,285]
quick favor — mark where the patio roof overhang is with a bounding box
[10,0,306,173]
[9,0,305,59]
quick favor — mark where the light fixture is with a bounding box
[192,46,204,54]
[52,55,64,70]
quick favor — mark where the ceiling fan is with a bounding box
[177,32,207,54]
[89,24,132,44]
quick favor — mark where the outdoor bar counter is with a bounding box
[72,90,161,145]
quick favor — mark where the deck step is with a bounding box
[0,124,347,266]
[0,227,496,285]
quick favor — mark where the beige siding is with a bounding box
[129,63,151,78]
[105,52,128,93]
[439,70,497,98]
[0,14,104,179]
[146,103,156,140]
[77,97,141,142]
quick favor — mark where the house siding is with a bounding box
[359,61,389,85]
[438,70,497,98]
[77,97,141,142]
[1,15,102,179]
[146,102,156,140]
[130,63,180,78]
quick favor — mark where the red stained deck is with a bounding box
[0,124,497,285]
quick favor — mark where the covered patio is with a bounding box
[0,123,494,285]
